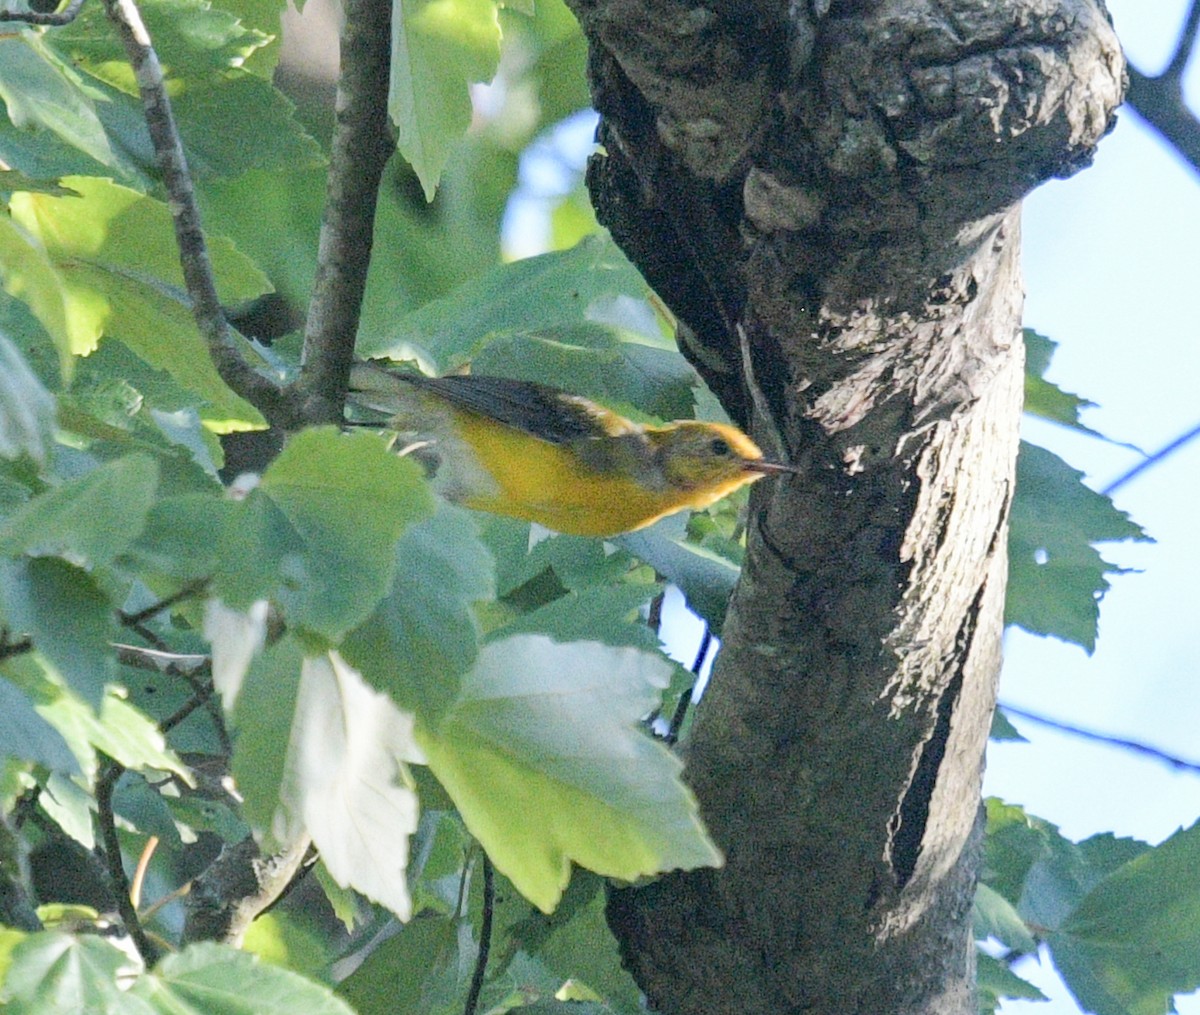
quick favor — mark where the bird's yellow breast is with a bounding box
[451,412,687,536]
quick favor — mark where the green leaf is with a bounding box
[280,653,421,920]
[1022,329,1103,435]
[389,0,502,200]
[470,324,697,421]
[130,492,240,582]
[33,682,190,783]
[129,941,357,1014]
[0,558,115,708]
[973,882,1036,954]
[617,514,741,633]
[0,335,57,463]
[0,676,77,773]
[500,871,643,1012]
[0,35,142,181]
[1049,820,1200,1015]
[341,502,493,724]
[417,635,722,913]
[40,0,319,180]
[9,177,269,429]
[492,581,661,651]
[336,914,463,1014]
[976,952,1047,1015]
[988,708,1026,742]
[983,799,1149,934]
[0,930,134,1014]
[1006,442,1149,652]
[231,635,304,836]
[0,218,78,380]
[47,0,272,87]
[359,234,658,365]
[0,454,158,565]
[258,427,435,640]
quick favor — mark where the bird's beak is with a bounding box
[744,459,798,476]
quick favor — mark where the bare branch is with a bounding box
[463,852,494,1015]
[0,0,86,24]
[1124,3,1200,176]
[181,833,313,945]
[119,579,209,628]
[1165,0,1200,82]
[1000,704,1200,774]
[298,0,395,423]
[97,0,304,428]
[1126,67,1200,176]
[1103,418,1200,495]
[96,757,160,964]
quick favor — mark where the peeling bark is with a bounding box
[563,0,1125,1011]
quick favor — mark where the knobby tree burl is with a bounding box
[560,2,1125,1011]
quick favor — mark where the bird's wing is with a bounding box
[352,365,636,445]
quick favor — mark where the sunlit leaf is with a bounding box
[418,635,721,913]
[282,654,422,921]
[389,0,502,199]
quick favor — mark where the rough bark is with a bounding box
[561,1,1125,1011]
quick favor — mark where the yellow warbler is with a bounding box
[349,362,794,537]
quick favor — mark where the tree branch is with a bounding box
[97,0,305,429]
[999,704,1200,773]
[1165,0,1200,81]
[1124,2,1200,176]
[0,0,86,24]
[1126,67,1200,176]
[96,757,159,965]
[1103,418,1200,495]
[181,833,313,945]
[297,0,395,423]
[463,852,494,1015]
[569,1,1125,1011]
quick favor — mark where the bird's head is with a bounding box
[652,421,796,494]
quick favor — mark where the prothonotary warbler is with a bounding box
[348,361,795,537]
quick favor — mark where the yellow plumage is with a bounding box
[348,363,793,537]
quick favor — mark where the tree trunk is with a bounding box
[561,1,1125,1011]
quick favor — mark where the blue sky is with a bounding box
[982,2,1200,1010]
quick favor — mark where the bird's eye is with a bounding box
[709,437,731,456]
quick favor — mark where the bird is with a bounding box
[348,362,794,537]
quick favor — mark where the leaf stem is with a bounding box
[463,852,494,1015]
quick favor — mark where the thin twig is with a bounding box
[112,643,227,751]
[298,0,395,423]
[1165,0,1200,81]
[1126,67,1200,177]
[130,836,160,911]
[0,0,86,23]
[0,633,32,660]
[1102,418,1200,496]
[97,0,300,427]
[96,757,160,964]
[463,852,495,1015]
[647,589,665,635]
[999,704,1200,774]
[667,627,714,745]
[119,579,209,628]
